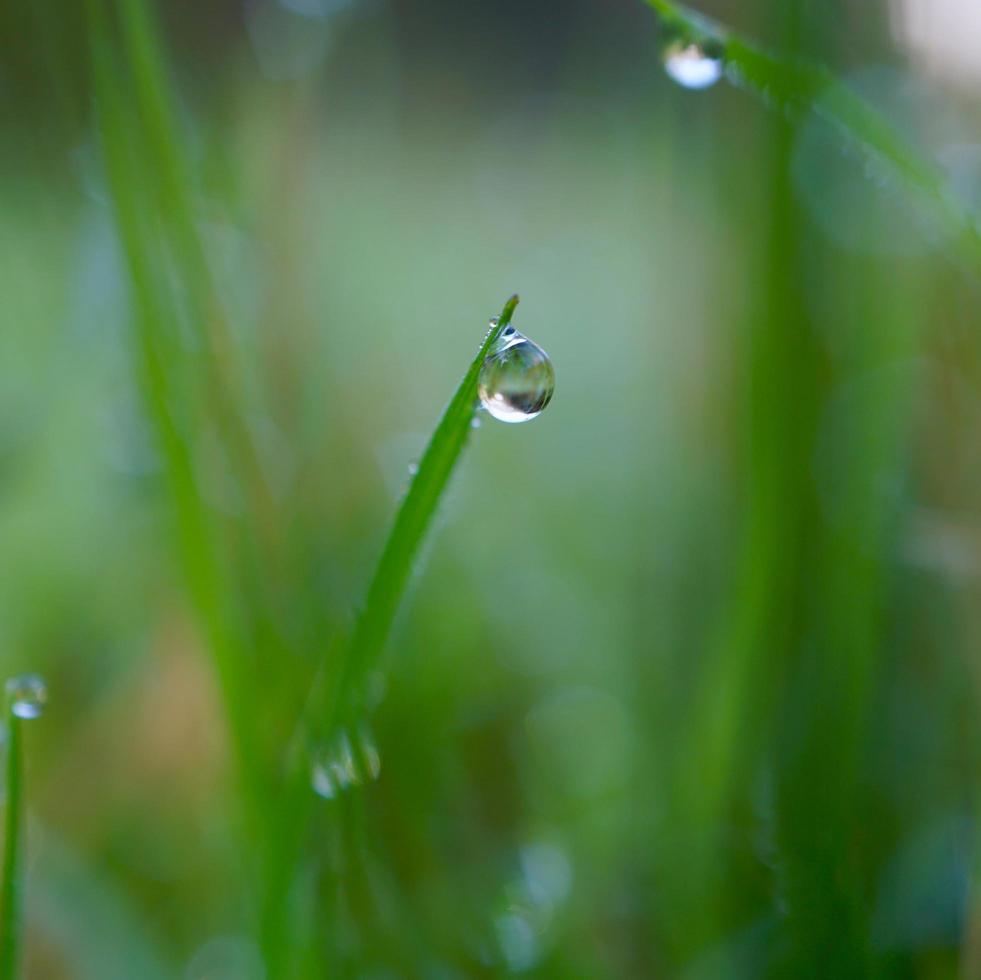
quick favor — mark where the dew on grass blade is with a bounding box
[663,39,724,90]
[311,732,356,799]
[478,323,555,424]
[311,725,381,799]
[5,675,47,720]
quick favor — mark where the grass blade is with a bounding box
[259,295,520,974]
[0,711,24,980]
[328,294,520,725]
[644,0,981,274]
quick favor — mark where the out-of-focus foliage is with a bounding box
[1,0,980,977]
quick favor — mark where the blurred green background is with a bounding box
[2,0,981,976]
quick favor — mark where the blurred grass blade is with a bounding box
[645,0,981,273]
[0,710,24,980]
[328,294,519,723]
[84,0,265,813]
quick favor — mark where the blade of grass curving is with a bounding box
[0,711,24,980]
[644,0,981,275]
[337,294,519,718]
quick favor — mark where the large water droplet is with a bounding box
[5,674,47,720]
[478,325,555,424]
[311,726,381,799]
[663,39,724,90]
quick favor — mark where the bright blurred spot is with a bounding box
[495,911,541,973]
[891,0,981,89]
[245,0,336,80]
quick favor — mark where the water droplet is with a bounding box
[311,725,381,799]
[663,39,724,90]
[408,461,419,477]
[5,674,47,720]
[478,327,555,424]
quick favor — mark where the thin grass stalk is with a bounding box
[0,714,23,980]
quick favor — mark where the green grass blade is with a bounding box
[0,713,24,980]
[644,0,981,273]
[258,296,519,974]
[83,0,265,817]
[334,294,519,718]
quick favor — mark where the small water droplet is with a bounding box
[471,415,482,430]
[310,725,381,799]
[408,461,419,477]
[479,329,555,424]
[663,39,724,90]
[5,674,47,720]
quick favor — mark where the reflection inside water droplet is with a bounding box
[663,39,724,90]
[5,674,47,720]
[479,324,555,424]
[311,725,381,799]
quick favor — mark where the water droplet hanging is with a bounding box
[5,675,47,720]
[663,39,724,90]
[478,322,555,424]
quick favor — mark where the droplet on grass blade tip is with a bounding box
[310,726,381,799]
[663,39,724,90]
[479,325,555,424]
[5,674,47,720]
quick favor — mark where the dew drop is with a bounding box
[478,326,555,424]
[663,39,724,90]
[5,674,47,720]
[311,725,381,799]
